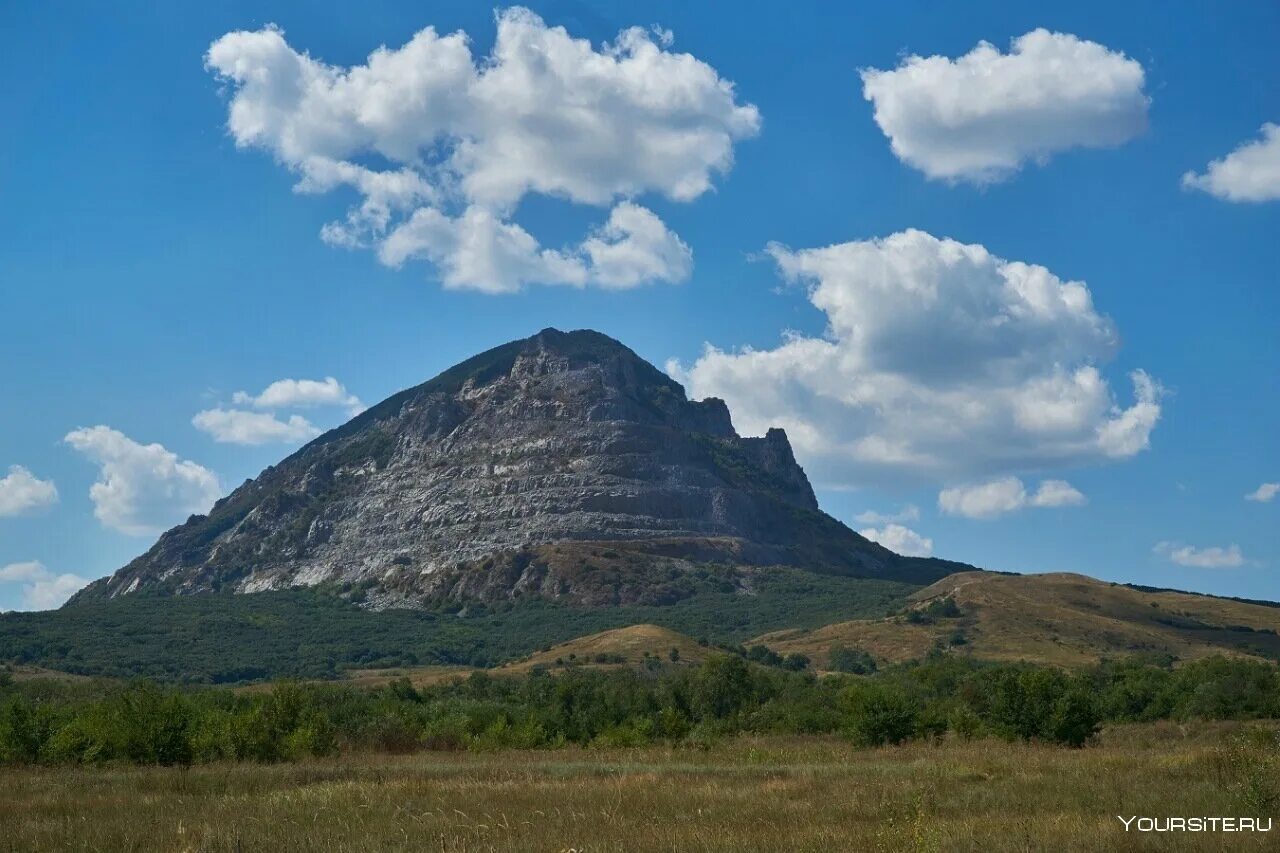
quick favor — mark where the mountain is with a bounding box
[72,329,965,609]
[757,571,1280,668]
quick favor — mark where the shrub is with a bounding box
[1209,727,1280,813]
[828,645,877,675]
[691,655,755,720]
[843,682,918,746]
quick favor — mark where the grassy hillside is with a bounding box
[759,571,1280,668]
[499,624,711,672]
[0,567,916,683]
[340,625,710,689]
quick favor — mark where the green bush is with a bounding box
[0,652,1275,765]
[842,682,918,746]
[827,645,877,675]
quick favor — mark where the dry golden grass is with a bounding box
[1,723,1274,851]
[336,665,476,691]
[497,623,708,673]
[334,625,706,690]
[759,571,1280,668]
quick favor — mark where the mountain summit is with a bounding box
[74,329,962,608]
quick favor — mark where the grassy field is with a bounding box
[2,723,1275,851]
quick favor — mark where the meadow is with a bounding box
[1,724,1276,851]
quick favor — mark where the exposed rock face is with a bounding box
[73,329,962,608]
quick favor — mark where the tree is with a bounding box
[828,645,877,675]
[843,682,918,746]
[692,655,755,720]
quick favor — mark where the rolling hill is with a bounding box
[758,571,1280,668]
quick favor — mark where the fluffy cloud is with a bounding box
[0,465,58,517]
[232,376,364,415]
[1154,542,1245,569]
[854,504,920,526]
[938,477,1086,519]
[675,230,1161,487]
[1245,482,1279,503]
[64,427,221,536]
[858,523,933,557]
[192,408,321,445]
[206,8,757,291]
[201,376,362,445]
[376,201,692,293]
[1182,124,1280,202]
[860,29,1148,183]
[0,561,91,610]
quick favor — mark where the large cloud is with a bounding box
[206,8,758,292]
[860,29,1148,183]
[64,427,221,536]
[674,230,1162,487]
[0,561,90,611]
[0,465,58,517]
[1182,124,1280,202]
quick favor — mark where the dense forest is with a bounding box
[0,571,915,682]
[3,651,1277,766]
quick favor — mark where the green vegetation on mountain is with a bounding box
[0,568,916,683]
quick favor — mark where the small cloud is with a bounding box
[1154,541,1246,569]
[1245,482,1278,503]
[193,408,321,445]
[854,504,921,525]
[859,523,933,557]
[0,465,58,517]
[232,377,364,416]
[0,561,91,610]
[1028,479,1088,508]
[1182,123,1280,203]
[939,477,1087,519]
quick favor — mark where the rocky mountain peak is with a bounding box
[72,329,958,609]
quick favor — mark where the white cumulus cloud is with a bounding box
[0,561,91,610]
[192,408,321,445]
[938,477,1086,519]
[860,29,1148,183]
[854,504,920,526]
[0,465,58,517]
[1028,479,1088,508]
[674,229,1161,487]
[206,7,757,291]
[232,376,364,415]
[1154,541,1246,569]
[1245,482,1279,503]
[64,426,221,536]
[858,523,933,557]
[1182,124,1280,202]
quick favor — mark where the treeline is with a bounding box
[1,652,1277,766]
[0,572,913,682]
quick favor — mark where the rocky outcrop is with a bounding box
[72,329,964,608]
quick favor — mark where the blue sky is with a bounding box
[1,0,1276,609]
